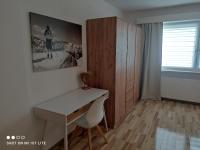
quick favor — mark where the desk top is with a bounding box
[35,88,108,116]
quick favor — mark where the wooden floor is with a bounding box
[53,100,200,150]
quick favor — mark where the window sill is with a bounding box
[162,69,200,80]
[162,70,200,74]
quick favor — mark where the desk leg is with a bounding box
[64,119,68,150]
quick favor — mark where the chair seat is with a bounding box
[75,114,90,128]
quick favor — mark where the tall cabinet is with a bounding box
[87,17,141,128]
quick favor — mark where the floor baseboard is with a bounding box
[161,97,200,105]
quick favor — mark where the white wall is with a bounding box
[0,0,123,149]
[126,4,200,103]
[22,0,123,105]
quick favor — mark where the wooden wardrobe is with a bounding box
[87,17,142,128]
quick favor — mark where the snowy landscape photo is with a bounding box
[30,12,82,72]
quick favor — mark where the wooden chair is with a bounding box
[74,96,108,150]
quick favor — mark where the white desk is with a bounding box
[35,88,109,150]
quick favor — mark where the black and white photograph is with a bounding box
[30,12,82,72]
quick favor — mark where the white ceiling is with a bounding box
[106,0,200,11]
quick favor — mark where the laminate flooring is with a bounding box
[52,100,200,150]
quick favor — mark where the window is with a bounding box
[162,21,200,72]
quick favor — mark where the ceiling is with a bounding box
[106,0,200,11]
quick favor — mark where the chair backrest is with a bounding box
[85,96,106,127]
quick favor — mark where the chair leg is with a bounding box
[69,126,78,141]
[87,128,92,150]
[96,125,108,144]
[103,107,109,132]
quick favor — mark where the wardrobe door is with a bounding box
[115,19,127,125]
[134,25,142,104]
[125,24,136,113]
[87,17,117,128]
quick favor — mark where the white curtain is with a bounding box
[140,23,163,100]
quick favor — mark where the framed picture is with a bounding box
[29,12,82,72]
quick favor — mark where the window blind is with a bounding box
[162,22,198,69]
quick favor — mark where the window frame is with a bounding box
[162,21,200,73]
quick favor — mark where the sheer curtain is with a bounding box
[140,23,163,100]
